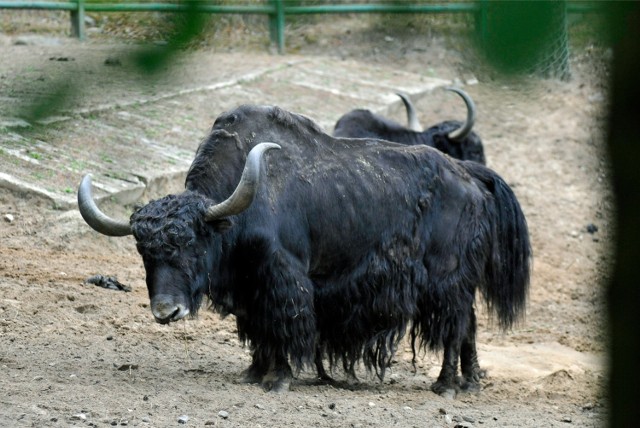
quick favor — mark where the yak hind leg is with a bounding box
[431,336,461,399]
[341,356,359,385]
[315,346,333,383]
[457,309,486,393]
[346,360,359,384]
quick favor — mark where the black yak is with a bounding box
[78,104,530,396]
[334,87,486,164]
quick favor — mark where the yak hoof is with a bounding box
[238,367,263,385]
[457,367,486,391]
[315,364,334,383]
[431,381,458,399]
[316,373,334,384]
[477,368,488,379]
[264,378,291,393]
[345,369,359,385]
[457,377,482,393]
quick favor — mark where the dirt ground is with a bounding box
[0,10,611,427]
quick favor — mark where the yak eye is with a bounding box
[225,114,237,127]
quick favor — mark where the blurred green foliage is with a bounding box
[132,1,206,72]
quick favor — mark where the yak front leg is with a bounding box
[239,347,293,392]
[458,309,485,392]
[239,348,269,385]
[262,353,293,393]
[253,248,317,392]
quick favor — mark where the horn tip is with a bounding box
[259,142,282,150]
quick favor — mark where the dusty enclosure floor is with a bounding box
[0,11,611,427]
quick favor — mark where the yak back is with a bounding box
[333,109,413,140]
[186,105,486,281]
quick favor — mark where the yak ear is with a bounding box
[211,218,233,233]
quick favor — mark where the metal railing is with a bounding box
[0,1,601,53]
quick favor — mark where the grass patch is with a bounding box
[100,153,115,164]
[69,159,88,172]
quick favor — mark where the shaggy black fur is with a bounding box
[333,109,486,165]
[125,104,529,395]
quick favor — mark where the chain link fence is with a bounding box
[475,0,571,80]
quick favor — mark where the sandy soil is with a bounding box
[0,11,611,427]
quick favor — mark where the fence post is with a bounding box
[268,0,285,54]
[476,0,488,49]
[70,0,85,40]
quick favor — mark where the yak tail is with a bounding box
[465,161,532,330]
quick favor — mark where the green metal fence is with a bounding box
[0,1,600,55]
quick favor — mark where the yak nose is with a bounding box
[150,294,190,324]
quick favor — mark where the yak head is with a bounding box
[425,120,486,165]
[130,191,222,323]
[399,88,486,165]
[77,142,280,324]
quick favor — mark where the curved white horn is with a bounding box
[396,92,422,132]
[446,87,476,141]
[205,142,281,221]
[77,175,133,236]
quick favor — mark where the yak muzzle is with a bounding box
[150,294,190,324]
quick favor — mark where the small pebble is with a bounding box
[3,214,14,223]
[71,413,87,421]
[117,364,138,371]
[105,57,122,66]
[178,415,189,424]
[218,410,229,419]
